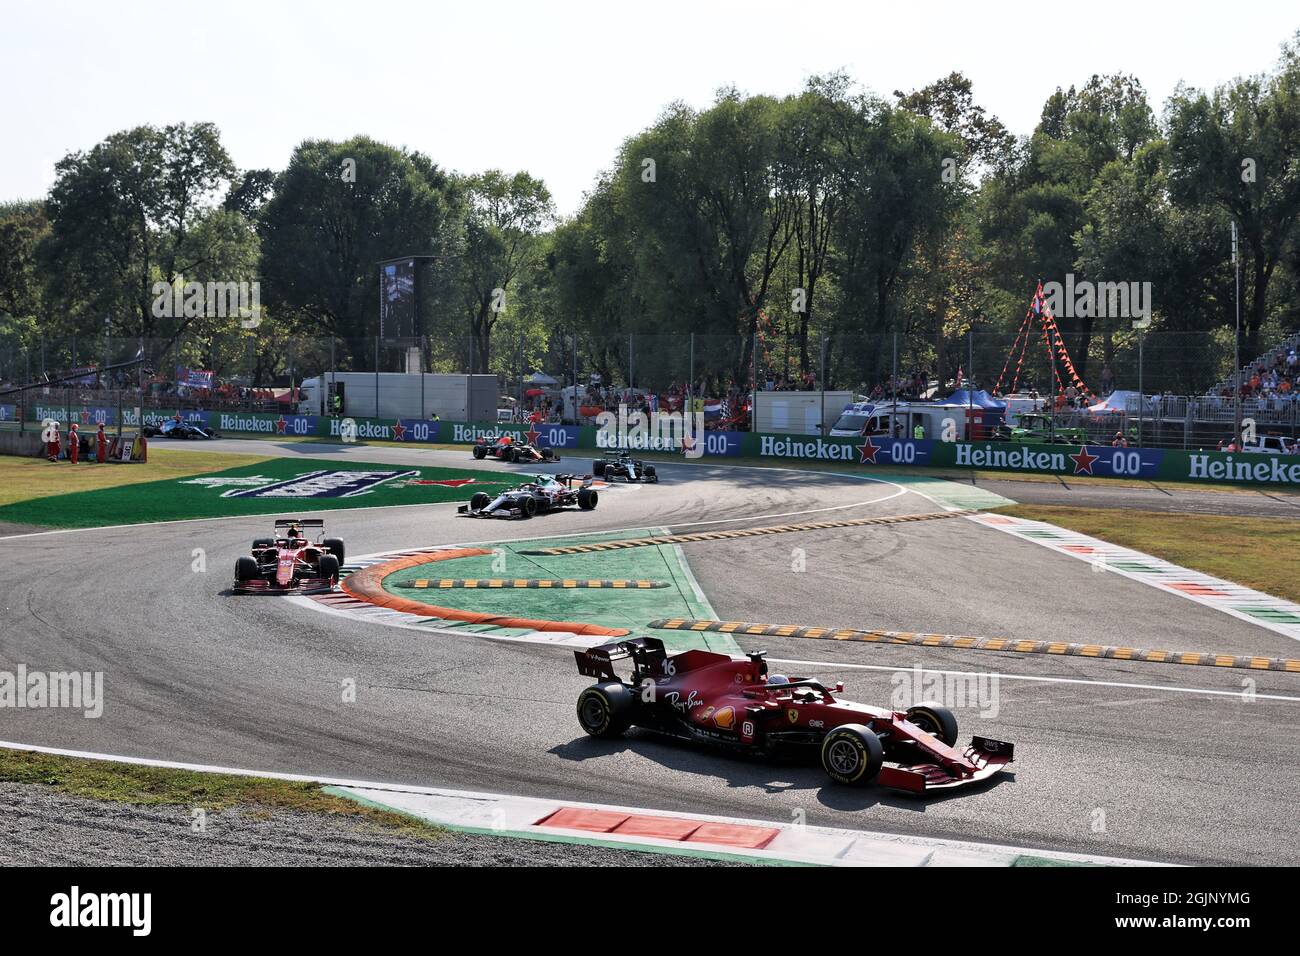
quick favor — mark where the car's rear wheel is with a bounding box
[593,460,606,477]
[252,537,274,550]
[644,465,657,482]
[576,682,635,738]
[323,537,345,564]
[318,554,340,583]
[577,488,598,510]
[469,492,490,511]
[820,724,884,786]
[472,445,486,460]
[906,702,959,746]
[235,556,259,582]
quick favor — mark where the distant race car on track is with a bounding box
[593,451,657,483]
[472,434,559,463]
[233,519,344,594]
[574,637,1013,792]
[143,418,221,439]
[458,473,597,519]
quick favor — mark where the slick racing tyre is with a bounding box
[252,537,274,550]
[906,702,959,746]
[577,488,598,510]
[521,496,538,518]
[576,682,635,738]
[820,724,884,786]
[593,460,607,477]
[235,556,259,582]
[473,445,486,460]
[507,447,520,463]
[644,465,657,482]
[323,537,346,564]
[318,554,340,583]
[469,492,490,511]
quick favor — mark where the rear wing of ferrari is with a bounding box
[275,519,324,528]
[575,637,667,681]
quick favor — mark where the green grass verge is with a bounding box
[0,456,515,529]
[994,504,1300,605]
[0,748,443,840]
[0,448,272,508]
[382,527,735,652]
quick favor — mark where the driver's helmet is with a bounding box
[286,524,303,542]
[768,674,790,686]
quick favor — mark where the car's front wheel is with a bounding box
[323,537,346,564]
[318,554,340,584]
[906,702,959,746]
[235,556,259,583]
[576,682,635,738]
[820,724,884,786]
[469,492,490,511]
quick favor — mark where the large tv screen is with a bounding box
[379,258,415,341]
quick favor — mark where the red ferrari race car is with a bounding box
[232,519,345,594]
[472,434,559,463]
[574,637,1013,792]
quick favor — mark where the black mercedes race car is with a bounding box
[458,474,597,519]
[593,451,657,483]
[471,434,559,463]
[143,418,221,439]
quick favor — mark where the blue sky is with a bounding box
[2,0,1297,215]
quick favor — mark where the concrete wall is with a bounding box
[0,429,47,457]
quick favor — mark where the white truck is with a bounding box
[298,372,498,421]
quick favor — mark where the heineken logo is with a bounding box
[1188,454,1300,485]
[451,423,521,443]
[759,436,855,461]
[956,444,1068,472]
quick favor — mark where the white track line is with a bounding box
[765,657,1300,703]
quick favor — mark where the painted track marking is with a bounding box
[651,618,1300,673]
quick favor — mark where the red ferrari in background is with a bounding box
[574,637,1013,792]
[233,519,345,594]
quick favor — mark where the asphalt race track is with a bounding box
[2,439,1297,865]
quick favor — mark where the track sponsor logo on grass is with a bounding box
[219,469,419,498]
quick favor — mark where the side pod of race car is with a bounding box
[472,434,560,463]
[574,637,1013,792]
[458,474,597,519]
[232,519,344,594]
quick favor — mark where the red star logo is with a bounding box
[525,426,541,446]
[275,416,288,434]
[392,421,407,441]
[858,436,880,464]
[1070,446,1099,475]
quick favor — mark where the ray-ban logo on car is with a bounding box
[182,469,418,498]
